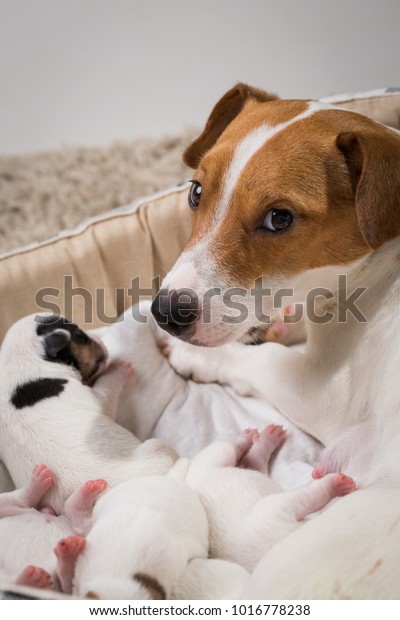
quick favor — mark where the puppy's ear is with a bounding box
[336,129,400,248]
[184,83,278,168]
[44,330,71,358]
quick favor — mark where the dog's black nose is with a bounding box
[151,288,199,337]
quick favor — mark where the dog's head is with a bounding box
[1,314,108,385]
[152,83,400,346]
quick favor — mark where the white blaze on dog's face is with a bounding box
[151,83,400,346]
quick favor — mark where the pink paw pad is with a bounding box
[330,473,356,496]
[17,565,53,589]
[312,462,328,479]
[258,424,286,448]
[119,361,135,382]
[31,464,54,492]
[82,479,108,499]
[235,428,258,455]
[55,535,86,560]
[242,428,259,441]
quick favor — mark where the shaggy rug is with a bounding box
[0,129,196,254]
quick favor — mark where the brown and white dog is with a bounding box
[152,83,400,487]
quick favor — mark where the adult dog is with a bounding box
[151,83,400,488]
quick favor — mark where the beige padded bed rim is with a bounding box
[0,181,191,262]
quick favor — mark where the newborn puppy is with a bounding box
[54,428,352,598]
[171,558,249,600]
[0,314,178,514]
[179,425,356,572]
[59,476,210,599]
[0,464,106,592]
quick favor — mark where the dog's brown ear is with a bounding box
[337,129,400,248]
[184,83,278,168]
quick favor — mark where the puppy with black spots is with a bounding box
[0,314,178,515]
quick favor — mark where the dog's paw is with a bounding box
[312,445,344,479]
[54,535,86,561]
[31,464,54,494]
[15,565,53,589]
[243,305,307,347]
[259,424,286,449]
[327,473,356,497]
[239,424,286,471]
[234,428,259,459]
[104,360,136,386]
[79,479,109,507]
[159,336,218,383]
[23,464,54,507]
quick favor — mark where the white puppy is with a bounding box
[65,476,209,600]
[175,424,356,572]
[67,426,353,598]
[0,463,107,592]
[0,314,178,515]
[59,474,250,600]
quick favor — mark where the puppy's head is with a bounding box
[152,83,400,346]
[36,315,108,384]
[1,313,108,385]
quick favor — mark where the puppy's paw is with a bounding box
[243,305,306,347]
[312,462,329,479]
[327,473,356,497]
[15,565,53,589]
[239,424,286,471]
[105,361,136,386]
[24,464,54,506]
[312,445,344,479]
[31,464,54,494]
[234,428,259,459]
[80,479,108,506]
[259,424,286,449]
[54,535,86,561]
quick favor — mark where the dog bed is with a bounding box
[1,88,400,599]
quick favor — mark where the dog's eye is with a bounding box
[262,209,293,232]
[188,181,202,210]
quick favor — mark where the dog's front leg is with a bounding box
[159,338,251,387]
[161,336,332,440]
[161,336,303,398]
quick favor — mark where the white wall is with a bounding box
[1,0,399,154]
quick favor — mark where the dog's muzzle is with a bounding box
[151,288,199,338]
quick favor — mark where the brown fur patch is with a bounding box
[184,82,278,168]
[70,340,105,384]
[133,572,166,600]
[184,97,400,288]
[85,591,100,599]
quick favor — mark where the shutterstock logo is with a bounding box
[34,274,368,325]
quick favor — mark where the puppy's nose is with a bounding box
[151,288,199,337]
